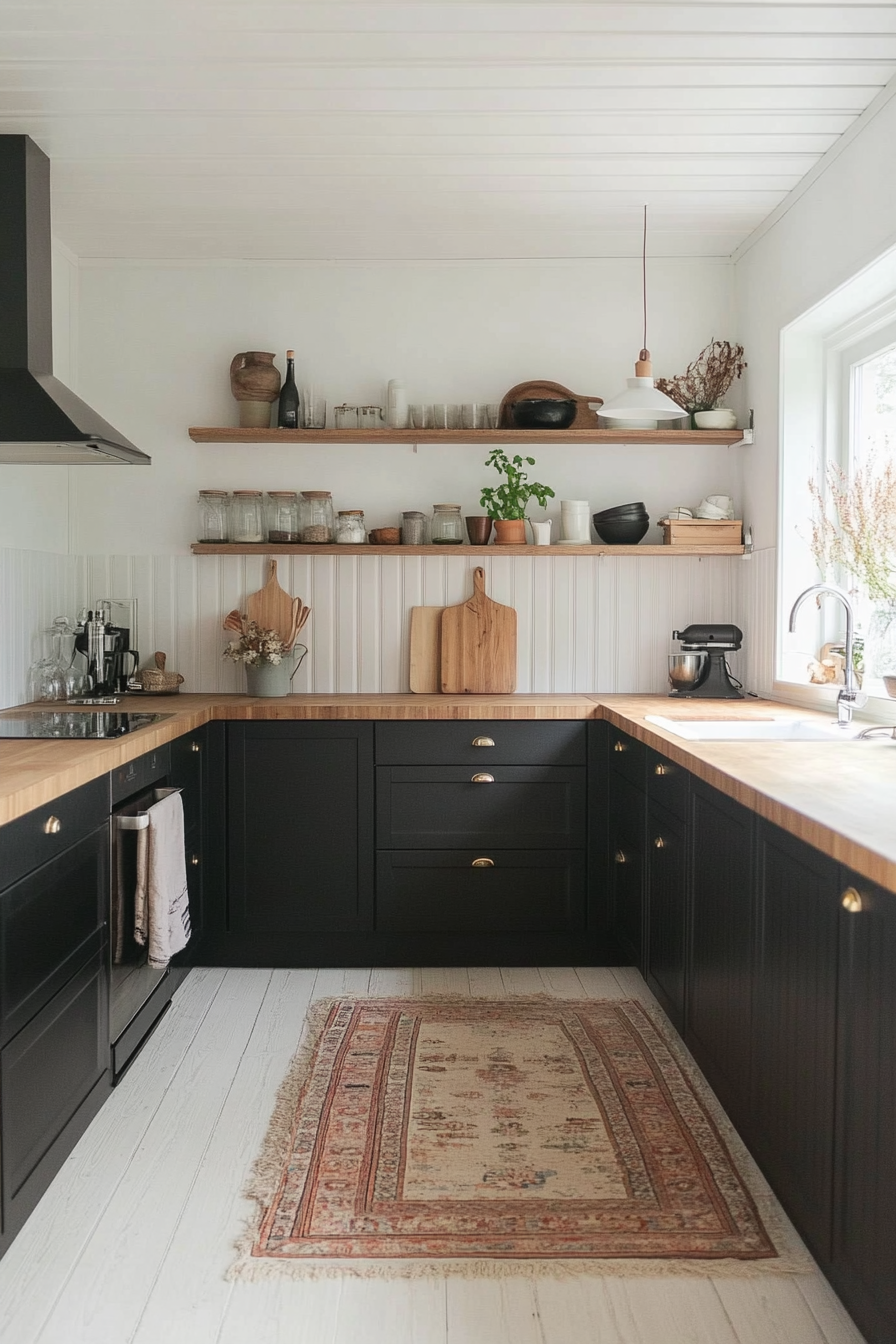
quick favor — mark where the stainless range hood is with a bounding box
[0,135,150,466]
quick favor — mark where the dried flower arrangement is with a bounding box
[808,458,896,604]
[223,620,291,666]
[655,339,747,414]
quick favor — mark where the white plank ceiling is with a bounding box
[0,2,894,260]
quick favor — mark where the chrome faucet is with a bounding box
[788,584,859,727]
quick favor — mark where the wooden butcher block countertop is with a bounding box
[1,692,895,896]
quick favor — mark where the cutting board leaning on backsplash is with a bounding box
[439,567,517,694]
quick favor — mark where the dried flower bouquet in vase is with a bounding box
[655,339,747,428]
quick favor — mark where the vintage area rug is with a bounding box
[233,996,808,1279]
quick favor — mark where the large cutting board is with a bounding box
[409,607,443,693]
[246,559,294,640]
[440,568,517,694]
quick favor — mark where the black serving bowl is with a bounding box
[593,514,651,544]
[510,398,577,429]
[592,500,648,521]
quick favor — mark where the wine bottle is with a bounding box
[278,350,300,429]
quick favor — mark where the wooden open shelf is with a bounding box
[191,542,745,557]
[188,427,746,446]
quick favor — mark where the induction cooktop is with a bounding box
[0,711,172,739]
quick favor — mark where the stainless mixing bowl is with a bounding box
[668,653,707,691]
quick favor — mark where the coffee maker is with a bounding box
[74,599,139,695]
[668,624,744,699]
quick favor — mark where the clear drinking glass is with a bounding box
[409,404,430,429]
[430,404,459,430]
[486,403,501,429]
[461,403,486,430]
[334,404,358,429]
[302,387,327,430]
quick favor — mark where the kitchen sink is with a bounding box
[645,715,863,742]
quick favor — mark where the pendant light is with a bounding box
[596,207,686,424]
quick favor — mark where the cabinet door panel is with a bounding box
[608,776,644,965]
[687,783,753,1129]
[752,821,838,1263]
[832,871,896,1344]
[375,721,585,766]
[644,799,688,1029]
[228,723,374,933]
[376,766,585,849]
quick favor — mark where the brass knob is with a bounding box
[841,887,863,913]
[43,815,62,835]
[613,741,626,753]
[653,836,666,849]
[471,773,495,784]
[472,736,495,748]
[191,855,200,867]
[472,857,495,868]
[654,763,671,776]
[614,849,627,864]
[191,741,201,753]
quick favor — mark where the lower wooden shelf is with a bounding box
[191,542,744,557]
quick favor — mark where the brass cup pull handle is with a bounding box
[613,741,627,753]
[191,742,201,753]
[653,836,666,849]
[472,857,495,868]
[472,736,495,748]
[471,773,495,784]
[43,815,62,835]
[841,887,863,913]
[614,849,627,864]
[654,763,672,776]
[191,855,200,867]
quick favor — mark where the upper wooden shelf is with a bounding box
[191,542,745,557]
[188,427,746,446]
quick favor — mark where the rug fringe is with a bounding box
[231,994,816,1283]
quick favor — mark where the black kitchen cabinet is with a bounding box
[607,776,645,965]
[831,869,896,1344]
[227,721,375,935]
[643,796,688,1029]
[686,782,754,1132]
[751,819,839,1265]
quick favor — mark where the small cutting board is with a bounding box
[246,559,294,640]
[440,568,517,694]
[409,607,444,693]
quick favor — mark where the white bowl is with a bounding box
[693,409,737,430]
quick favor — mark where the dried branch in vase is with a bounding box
[655,339,747,414]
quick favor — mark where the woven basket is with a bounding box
[138,668,185,693]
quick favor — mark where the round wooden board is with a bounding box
[498,380,604,431]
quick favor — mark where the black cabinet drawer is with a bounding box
[376,849,586,933]
[142,743,170,786]
[376,766,585,849]
[646,748,689,821]
[608,726,646,788]
[0,776,108,894]
[375,721,586,766]
[109,742,171,806]
[1,947,109,1241]
[1,824,108,1046]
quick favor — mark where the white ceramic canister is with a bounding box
[530,520,552,545]
[386,378,409,429]
[559,499,591,543]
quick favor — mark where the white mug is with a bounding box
[530,520,552,545]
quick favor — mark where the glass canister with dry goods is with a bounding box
[197,489,230,543]
[231,490,264,543]
[266,490,301,543]
[300,490,336,543]
[335,510,366,544]
[430,503,464,544]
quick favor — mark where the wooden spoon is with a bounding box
[223,609,244,633]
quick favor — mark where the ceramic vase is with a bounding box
[465,516,493,545]
[694,408,737,430]
[230,351,281,429]
[245,658,290,697]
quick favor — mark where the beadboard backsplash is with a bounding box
[2,548,777,708]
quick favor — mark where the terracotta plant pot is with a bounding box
[465,516,493,545]
[493,519,527,545]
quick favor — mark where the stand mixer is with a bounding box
[668,624,744,699]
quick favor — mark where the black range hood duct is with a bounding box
[0,135,150,465]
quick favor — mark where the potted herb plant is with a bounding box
[223,619,306,697]
[479,448,555,544]
[655,339,746,429]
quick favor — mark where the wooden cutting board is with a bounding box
[409,607,444,693]
[440,568,517,694]
[498,379,603,430]
[246,559,294,640]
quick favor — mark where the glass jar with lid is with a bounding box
[401,510,425,545]
[430,503,464,545]
[266,490,301,543]
[300,490,335,543]
[197,489,230,543]
[335,510,366,544]
[231,490,264,543]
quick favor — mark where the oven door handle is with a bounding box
[115,814,150,831]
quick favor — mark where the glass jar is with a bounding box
[300,490,335,543]
[401,510,425,545]
[266,490,301,543]
[197,489,230,543]
[231,490,264,543]
[430,503,464,545]
[335,510,366,544]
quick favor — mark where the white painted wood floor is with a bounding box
[0,966,867,1344]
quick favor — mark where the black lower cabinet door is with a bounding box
[228,722,374,933]
[831,870,896,1344]
[751,820,839,1265]
[1,948,110,1250]
[608,777,645,966]
[687,783,754,1131]
[644,798,688,1030]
